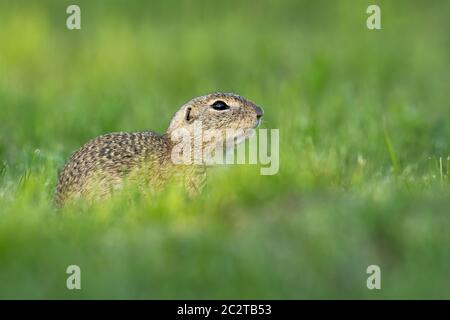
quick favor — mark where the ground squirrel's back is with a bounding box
[55,131,169,206]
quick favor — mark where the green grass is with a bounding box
[0,0,450,299]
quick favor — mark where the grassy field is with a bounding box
[0,0,449,299]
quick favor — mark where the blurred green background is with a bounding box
[0,0,449,298]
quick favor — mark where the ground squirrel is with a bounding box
[55,92,263,206]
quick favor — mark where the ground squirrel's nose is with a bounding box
[254,105,264,119]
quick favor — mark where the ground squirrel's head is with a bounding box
[166,93,264,164]
[167,92,263,135]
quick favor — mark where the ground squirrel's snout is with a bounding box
[252,105,264,128]
[254,105,264,119]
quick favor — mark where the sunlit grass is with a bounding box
[0,0,449,298]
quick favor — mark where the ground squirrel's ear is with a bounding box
[185,106,194,123]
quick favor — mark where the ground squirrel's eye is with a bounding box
[185,106,193,122]
[211,100,230,111]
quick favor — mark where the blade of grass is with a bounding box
[382,120,399,175]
